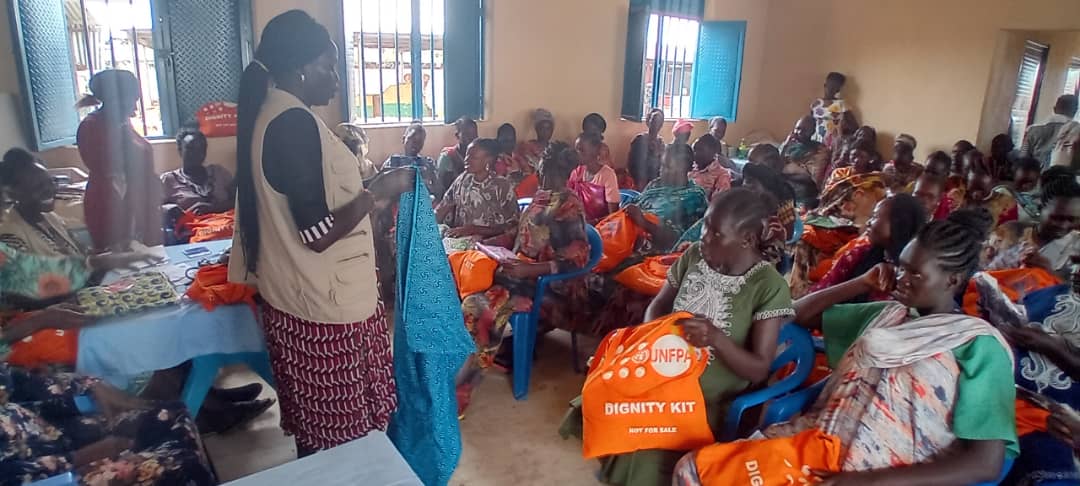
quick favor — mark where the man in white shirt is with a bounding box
[1021,94,1078,168]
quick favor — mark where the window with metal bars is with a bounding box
[1010,40,1050,148]
[9,0,251,150]
[65,0,163,136]
[644,14,699,119]
[620,0,744,123]
[340,0,484,125]
[1064,58,1080,99]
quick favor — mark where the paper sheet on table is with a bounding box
[128,242,169,268]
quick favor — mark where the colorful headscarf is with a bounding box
[817,172,886,218]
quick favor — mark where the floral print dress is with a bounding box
[459,189,590,369]
[0,364,213,486]
[0,242,91,305]
[441,173,520,234]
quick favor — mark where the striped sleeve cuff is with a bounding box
[299,215,335,244]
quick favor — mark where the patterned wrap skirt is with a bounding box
[261,302,397,451]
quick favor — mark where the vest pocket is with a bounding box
[329,256,371,305]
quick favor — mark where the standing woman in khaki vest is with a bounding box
[229,10,413,456]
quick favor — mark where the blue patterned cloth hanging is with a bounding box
[388,167,474,486]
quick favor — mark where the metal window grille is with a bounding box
[1064,58,1080,99]
[64,0,164,136]
[342,0,445,124]
[643,14,699,120]
[1010,40,1050,148]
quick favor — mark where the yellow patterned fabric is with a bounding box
[76,272,179,317]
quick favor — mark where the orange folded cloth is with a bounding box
[176,209,236,243]
[185,263,257,312]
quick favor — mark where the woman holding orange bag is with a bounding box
[674,209,1018,486]
[995,257,1080,485]
[560,188,795,486]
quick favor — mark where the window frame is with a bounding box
[1064,57,1080,98]
[337,0,485,126]
[1010,40,1051,148]
[8,0,82,150]
[8,0,252,150]
[619,0,744,123]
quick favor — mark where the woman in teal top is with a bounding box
[675,208,1018,486]
[623,144,708,255]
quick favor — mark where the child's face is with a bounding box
[982,228,1019,264]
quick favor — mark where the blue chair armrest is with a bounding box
[760,375,829,429]
[530,225,603,304]
[721,324,815,441]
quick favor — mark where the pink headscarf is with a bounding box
[672,119,694,136]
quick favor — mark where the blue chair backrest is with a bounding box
[721,323,816,441]
[619,189,640,206]
[536,225,603,287]
[761,376,828,429]
[786,213,804,245]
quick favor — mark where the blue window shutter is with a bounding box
[690,21,745,121]
[620,5,650,121]
[630,0,704,18]
[9,0,80,150]
[443,0,484,123]
[155,0,252,132]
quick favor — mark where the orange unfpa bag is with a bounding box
[196,101,238,137]
[594,209,659,273]
[613,252,682,296]
[688,429,842,486]
[447,250,498,299]
[581,312,714,458]
[961,267,1061,317]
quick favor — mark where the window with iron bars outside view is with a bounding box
[342,0,445,124]
[64,0,164,136]
[644,14,699,120]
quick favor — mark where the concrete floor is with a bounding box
[204,331,604,486]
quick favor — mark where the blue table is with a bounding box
[76,240,274,415]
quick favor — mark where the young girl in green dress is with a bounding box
[560,188,796,486]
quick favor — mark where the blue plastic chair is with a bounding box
[180,351,276,416]
[619,189,640,206]
[517,197,533,212]
[760,375,829,429]
[508,225,603,400]
[721,323,816,441]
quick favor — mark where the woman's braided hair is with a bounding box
[709,187,782,261]
[1040,166,1080,206]
[915,207,993,281]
